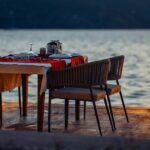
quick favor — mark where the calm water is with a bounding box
[0,29,150,107]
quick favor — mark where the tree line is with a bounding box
[0,0,150,29]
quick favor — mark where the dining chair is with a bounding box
[106,55,129,123]
[84,55,129,129]
[0,87,22,127]
[18,86,22,116]
[0,93,2,126]
[47,59,114,135]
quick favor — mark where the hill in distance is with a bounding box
[0,0,150,29]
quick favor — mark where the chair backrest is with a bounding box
[108,55,125,80]
[48,59,110,88]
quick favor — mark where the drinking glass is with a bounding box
[28,43,33,54]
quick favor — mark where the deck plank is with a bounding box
[2,102,150,139]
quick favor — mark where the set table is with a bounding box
[0,55,85,131]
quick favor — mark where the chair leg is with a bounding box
[48,90,52,132]
[75,100,80,121]
[84,101,86,120]
[0,93,2,127]
[104,98,115,131]
[65,99,69,130]
[18,86,22,117]
[119,91,129,122]
[106,95,116,130]
[92,100,102,136]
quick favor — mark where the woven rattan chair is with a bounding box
[106,55,129,122]
[18,86,22,116]
[0,93,2,126]
[47,59,114,135]
[0,86,22,127]
[84,55,129,129]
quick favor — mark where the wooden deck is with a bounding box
[2,102,150,139]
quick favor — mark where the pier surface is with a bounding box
[1,102,150,139]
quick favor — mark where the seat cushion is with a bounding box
[107,84,121,95]
[92,84,121,95]
[52,87,106,101]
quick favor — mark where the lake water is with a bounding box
[0,29,150,107]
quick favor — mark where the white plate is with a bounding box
[49,53,71,59]
[10,53,37,59]
[71,53,81,57]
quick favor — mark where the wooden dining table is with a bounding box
[0,62,51,131]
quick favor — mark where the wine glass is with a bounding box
[28,43,33,54]
[27,43,34,60]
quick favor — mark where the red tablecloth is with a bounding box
[0,58,66,71]
[71,56,85,67]
[0,56,85,70]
